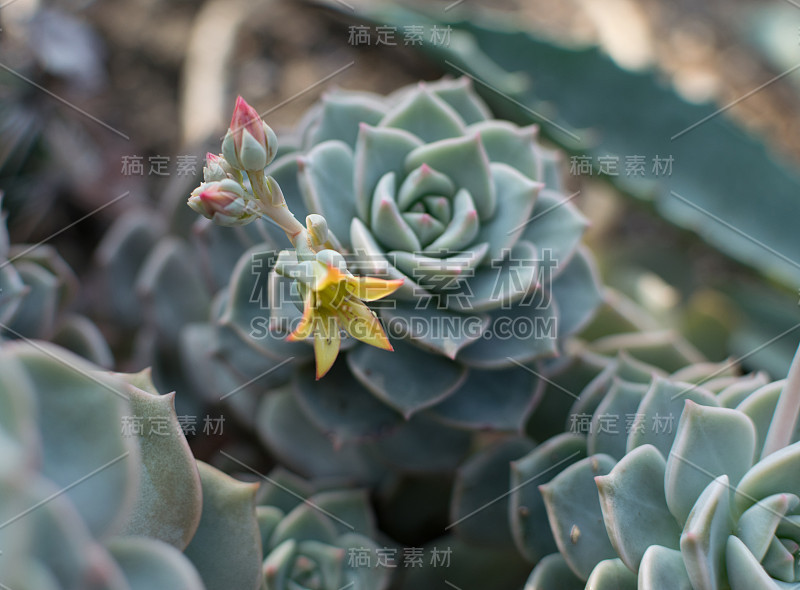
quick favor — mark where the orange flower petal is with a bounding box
[345,276,404,302]
[336,297,393,351]
[314,312,341,379]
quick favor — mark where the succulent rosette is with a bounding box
[512,348,800,590]
[217,78,601,430]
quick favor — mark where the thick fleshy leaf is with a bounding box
[379,302,488,359]
[426,76,492,124]
[220,245,311,360]
[293,359,403,444]
[120,386,202,549]
[51,314,113,368]
[391,243,488,291]
[588,379,649,460]
[0,263,25,325]
[540,454,618,580]
[735,381,785,461]
[584,559,638,589]
[726,535,782,590]
[450,438,535,549]
[638,546,693,590]
[447,239,539,313]
[347,337,467,417]
[717,373,772,408]
[524,553,585,590]
[424,188,480,253]
[337,532,391,590]
[397,163,455,210]
[474,162,541,261]
[510,433,587,562]
[734,441,800,518]
[680,475,731,590]
[256,387,385,484]
[309,92,386,148]
[297,140,356,249]
[368,413,472,473]
[550,247,603,337]
[455,294,559,368]
[370,171,422,252]
[627,377,719,458]
[665,401,756,525]
[736,493,799,562]
[428,364,540,431]
[257,467,313,513]
[6,261,58,338]
[469,121,541,177]
[596,445,681,571]
[354,124,423,221]
[106,537,205,590]
[136,238,210,344]
[380,85,465,143]
[269,502,338,549]
[9,342,138,539]
[184,462,262,590]
[405,134,496,220]
[350,217,425,300]
[310,489,376,538]
[521,189,588,270]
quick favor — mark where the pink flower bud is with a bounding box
[187,179,255,226]
[221,96,278,172]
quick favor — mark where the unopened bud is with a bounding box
[203,153,242,183]
[187,179,256,227]
[221,96,278,172]
[306,214,329,248]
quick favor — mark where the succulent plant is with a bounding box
[512,341,800,589]
[0,193,113,367]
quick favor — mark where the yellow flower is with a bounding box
[287,257,403,379]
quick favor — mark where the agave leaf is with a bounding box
[183,462,262,590]
[296,141,357,250]
[524,553,585,590]
[381,84,466,143]
[347,338,467,417]
[680,475,732,590]
[584,558,638,589]
[106,536,205,590]
[540,454,618,580]
[427,364,541,431]
[450,437,534,549]
[596,445,681,571]
[509,433,587,562]
[665,401,756,525]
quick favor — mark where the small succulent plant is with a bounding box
[0,193,113,367]
[512,343,800,589]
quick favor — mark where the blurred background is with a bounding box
[2,0,800,377]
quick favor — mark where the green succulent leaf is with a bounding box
[736,493,799,563]
[638,545,693,590]
[680,475,732,590]
[450,438,534,549]
[524,553,585,590]
[596,444,681,572]
[347,337,467,417]
[510,433,587,562]
[665,401,756,525]
[381,84,466,143]
[734,441,800,518]
[268,502,339,549]
[106,537,205,590]
[183,462,263,590]
[726,534,780,590]
[428,364,540,431]
[540,454,618,580]
[6,261,59,339]
[119,385,202,550]
[588,379,649,460]
[309,92,387,148]
[584,558,638,589]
